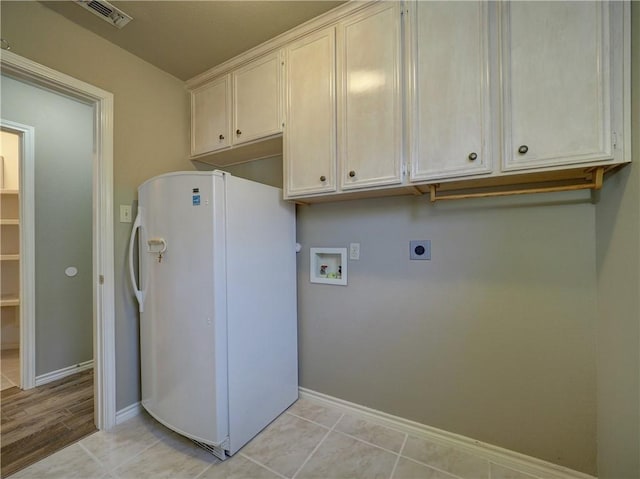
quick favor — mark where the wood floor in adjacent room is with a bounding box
[0,369,96,478]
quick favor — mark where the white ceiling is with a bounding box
[41,1,345,81]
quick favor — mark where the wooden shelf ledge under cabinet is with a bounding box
[0,254,20,261]
[0,296,20,307]
[0,219,19,226]
[0,189,19,195]
[427,165,614,202]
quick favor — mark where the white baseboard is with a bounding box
[35,360,93,386]
[299,387,596,479]
[116,401,142,425]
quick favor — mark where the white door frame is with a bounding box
[1,50,116,430]
[0,120,35,390]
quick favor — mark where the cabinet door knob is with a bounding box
[320,175,326,182]
[219,134,224,140]
[348,170,356,178]
[236,129,242,136]
[518,145,529,154]
[468,152,478,161]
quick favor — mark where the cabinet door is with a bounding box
[284,27,337,198]
[502,1,611,171]
[233,51,282,145]
[408,1,492,181]
[191,76,231,156]
[338,2,403,190]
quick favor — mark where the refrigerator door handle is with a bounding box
[129,209,144,312]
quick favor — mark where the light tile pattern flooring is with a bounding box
[10,398,537,479]
[1,349,20,391]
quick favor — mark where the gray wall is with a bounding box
[1,75,94,375]
[296,193,598,474]
[0,1,191,409]
[594,3,640,478]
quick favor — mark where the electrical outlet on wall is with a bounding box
[349,243,360,260]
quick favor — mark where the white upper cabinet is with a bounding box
[338,1,403,190]
[233,51,283,145]
[284,2,403,199]
[191,75,231,156]
[408,1,492,181]
[284,27,337,198]
[190,0,629,200]
[191,51,282,158]
[502,1,614,171]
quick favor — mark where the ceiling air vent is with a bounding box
[75,0,133,29]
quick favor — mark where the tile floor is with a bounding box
[9,398,539,479]
[1,349,20,391]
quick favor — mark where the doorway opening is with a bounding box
[0,51,116,431]
[0,120,34,397]
[0,129,21,391]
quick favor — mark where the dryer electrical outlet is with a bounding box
[410,240,431,260]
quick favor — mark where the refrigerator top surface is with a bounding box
[138,170,284,197]
[138,170,224,191]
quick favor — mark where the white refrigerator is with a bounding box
[128,171,298,459]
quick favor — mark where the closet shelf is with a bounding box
[0,219,19,226]
[0,254,19,261]
[0,189,19,195]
